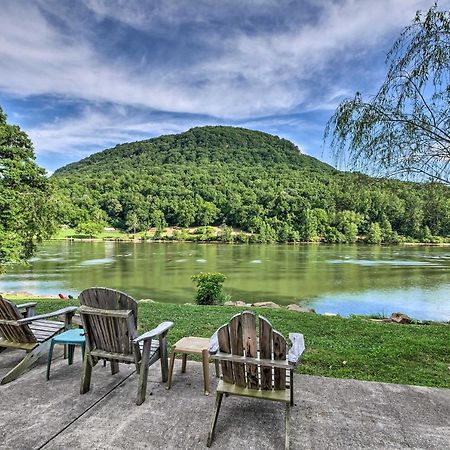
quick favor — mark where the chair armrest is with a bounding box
[209,331,219,354]
[134,321,173,343]
[16,302,38,310]
[18,307,78,324]
[16,302,37,318]
[288,333,305,366]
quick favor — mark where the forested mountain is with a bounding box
[52,126,450,243]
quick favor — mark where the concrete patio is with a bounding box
[0,348,449,450]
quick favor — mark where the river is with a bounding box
[1,241,450,321]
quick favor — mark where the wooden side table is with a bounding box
[167,336,219,395]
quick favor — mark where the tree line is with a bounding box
[52,126,450,244]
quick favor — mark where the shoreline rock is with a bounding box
[252,301,280,309]
[286,304,316,313]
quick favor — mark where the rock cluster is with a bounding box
[224,300,317,313]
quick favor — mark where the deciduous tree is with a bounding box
[326,6,450,183]
[0,106,56,266]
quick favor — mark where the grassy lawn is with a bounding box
[28,298,450,389]
[54,228,133,240]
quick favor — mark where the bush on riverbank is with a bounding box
[27,298,450,389]
[191,272,229,305]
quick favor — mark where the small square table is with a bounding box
[46,328,86,381]
[167,336,220,395]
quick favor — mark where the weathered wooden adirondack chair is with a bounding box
[78,287,173,405]
[0,295,77,384]
[207,311,305,449]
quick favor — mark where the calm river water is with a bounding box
[1,241,450,321]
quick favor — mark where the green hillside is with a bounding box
[54,126,331,174]
[52,126,450,243]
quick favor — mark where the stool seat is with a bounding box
[52,329,85,344]
[167,336,219,395]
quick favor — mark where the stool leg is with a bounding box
[166,346,176,390]
[202,349,210,396]
[68,345,74,365]
[181,354,187,373]
[46,341,55,381]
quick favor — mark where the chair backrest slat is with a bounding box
[0,296,37,344]
[79,288,138,357]
[218,324,234,383]
[229,314,245,387]
[242,312,258,389]
[273,331,287,390]
[259,316,273,390]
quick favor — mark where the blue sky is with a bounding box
[0,0,444,173]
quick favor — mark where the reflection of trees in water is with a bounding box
[4,242,450,313]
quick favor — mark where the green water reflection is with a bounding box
[1,241,449,321]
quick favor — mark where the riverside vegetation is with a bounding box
[52,126,450,245]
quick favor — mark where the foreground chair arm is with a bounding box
[287,333,305,367]
[18,307,78,326]
[209,331,219,354]
[133,321,174,343]
[16,302,37,318]
[133,321,173,405]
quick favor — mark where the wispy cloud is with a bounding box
[28,106,204,158]
[0,0,438,170]
[0,0,433,118]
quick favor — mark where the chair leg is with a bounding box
[80,353,93,394]
[285,403,291,450]
[181,354,187,373]
[1,340,51,385]
[110,360,120,375]
[290,370,294,406]
[136,339,151,405]
[46,341,55,381]
[207,392,224,447]
[166,346,176,390]
[214,359,220,378]
[159,334,169,382]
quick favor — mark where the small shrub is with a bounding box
[75,221,103,238]
[191,272,229,305]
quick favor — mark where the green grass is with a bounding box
[30,298,450,389]
[54,228,133,240]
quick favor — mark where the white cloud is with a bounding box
[0,0,435,120]
[27,106,211,158]
[82,0,282,30]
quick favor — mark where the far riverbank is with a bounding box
[54,226,450,245]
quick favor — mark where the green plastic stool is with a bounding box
[46,329,86,381]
